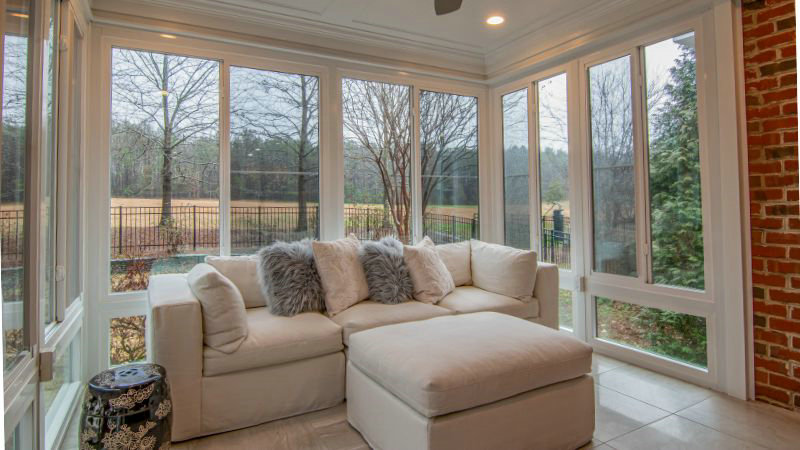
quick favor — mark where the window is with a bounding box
[538,74,571,268]
[588,55,637,277]
[2,0,33,373]
[502,88,530,250]
[342,78,412,242]
[645,33,704,290]
[41,0,60,325]
[559,289,574,331]
[420,90,479,244]
[596,297,707,367]
[65,19,84,306]
[42,333,81,444]
[109,316,146,366]
[229,67,320,253]
[109,49,220,292]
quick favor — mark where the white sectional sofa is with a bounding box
[147,241,559,441]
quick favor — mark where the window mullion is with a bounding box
[630,48,652,285]
[411,86,423,244]
[528,83,541,253]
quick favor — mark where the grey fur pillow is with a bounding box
[257,239,326,316]
[359,237,414,305]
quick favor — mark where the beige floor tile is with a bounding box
[677,394,800,449]
[594,384,671,442]
[579,439,610,449]
[597,365,712,412]
[592,353,628,376]
[607,415,766,450]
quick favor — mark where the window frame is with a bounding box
[578,17,717,386]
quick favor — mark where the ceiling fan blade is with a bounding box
[435,0,462,15]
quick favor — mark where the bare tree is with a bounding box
[111,49,219,224]
[419,91,478,216]
[230,69,319,230]
[342,79,412,240]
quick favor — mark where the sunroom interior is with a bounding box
[2,0,799,449]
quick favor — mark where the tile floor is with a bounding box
[62,354,800,449]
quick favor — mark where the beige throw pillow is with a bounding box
[187,263,248,354]
[312,235,370,316]
[470,240,537,302]
[205,255,265,308]
[404,237,455,304]
[436,241,472,286]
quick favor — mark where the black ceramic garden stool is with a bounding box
[80,363,172,450]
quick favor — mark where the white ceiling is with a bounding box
[93,0,705,79]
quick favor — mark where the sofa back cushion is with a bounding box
[435,241,472,286]
[404,237,455,304]
[187,263,248,354]
[312,235,370,316]
[470,240,537,303]
[205,255,265,308]
[257,239,326,316]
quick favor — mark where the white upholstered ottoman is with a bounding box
[346,312,594,450]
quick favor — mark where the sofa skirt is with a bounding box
[347,363,594,450]
[200,352,345,437]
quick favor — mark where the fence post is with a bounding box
[193,205,197,251]
[118,205,123,255]
[257,206,262,247]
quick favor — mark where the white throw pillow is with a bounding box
[470,240,537,302]
[404,237,455,304]
[205,255,265,308]
[187,263,248,354]
[436,241,472,286]
[311,235,370,316]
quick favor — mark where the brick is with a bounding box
[754,300,788,316]
[750,132,782,145]
[769,317,800,333]
[782,102,798,114]
[765,146,798,159]
[752,245,786,258]
[784,131,798,142]
[764,174,799,187]
[756,384,791,404]
[793,306,800,320]
[791,247,800,259]
[767,260,800,273]
[756,327,790,344]
[751,189,784,201]
[770,289,800,302]
[756,369,770,383]
[746,22,776,40]
[763,88,797,103]
[757,31,796,50]
[756,355,789,373]
[771,345,800,362]
[752,217,784,228]
[765,204,800,215]
[788,189,799,201]
[765,231,800,244]
[780,73,797,86]
[747,77,779,91]
[794,336,800,349]
[786,160,799,172]
[763,117,798,132]
[756,341,769,355]
[756,2,795,22]
[770,373,800,391]
[777,17,796,31]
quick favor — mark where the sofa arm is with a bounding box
[148,274,204,441]
[533,263,559,329]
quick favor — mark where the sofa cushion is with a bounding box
[203,307,343,377]
[187,263,248,354]
[404,237,455,304]
[348,312,592,417]
[257,240,326,316]
[205,255,265,308]
[471,240,537,303]
[312,235,370,316]
[331,300,453,345]
[438,286,538,319]
[436,241,472,286]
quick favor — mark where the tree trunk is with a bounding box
[296,76,309,232]
[160,55,173,225]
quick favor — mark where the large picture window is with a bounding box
[342,78,413,242]
[420,90,479,244]
[229,67,320,253]
[109,49,220,292]
[501,88,530,250]
[588,55,637,277]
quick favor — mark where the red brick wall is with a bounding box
[742,0,800,411]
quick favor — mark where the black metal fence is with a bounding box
[0,209,24,266]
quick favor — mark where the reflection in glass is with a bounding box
[596,297,707,367]
[538,74,570,268]
[109,49,220,292]
[645,33,704,290]
[2,0,33,373]
[110,316,146,366]
[589,56,637,277]
[229,67,320,253]
[502,89,530,250]
[420,90,479,244]
[342,78,412,242]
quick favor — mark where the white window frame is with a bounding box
[86,26,490,375]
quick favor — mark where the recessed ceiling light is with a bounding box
[486,15,505,25]
[10,13,29,19]
[160,33,177,39]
